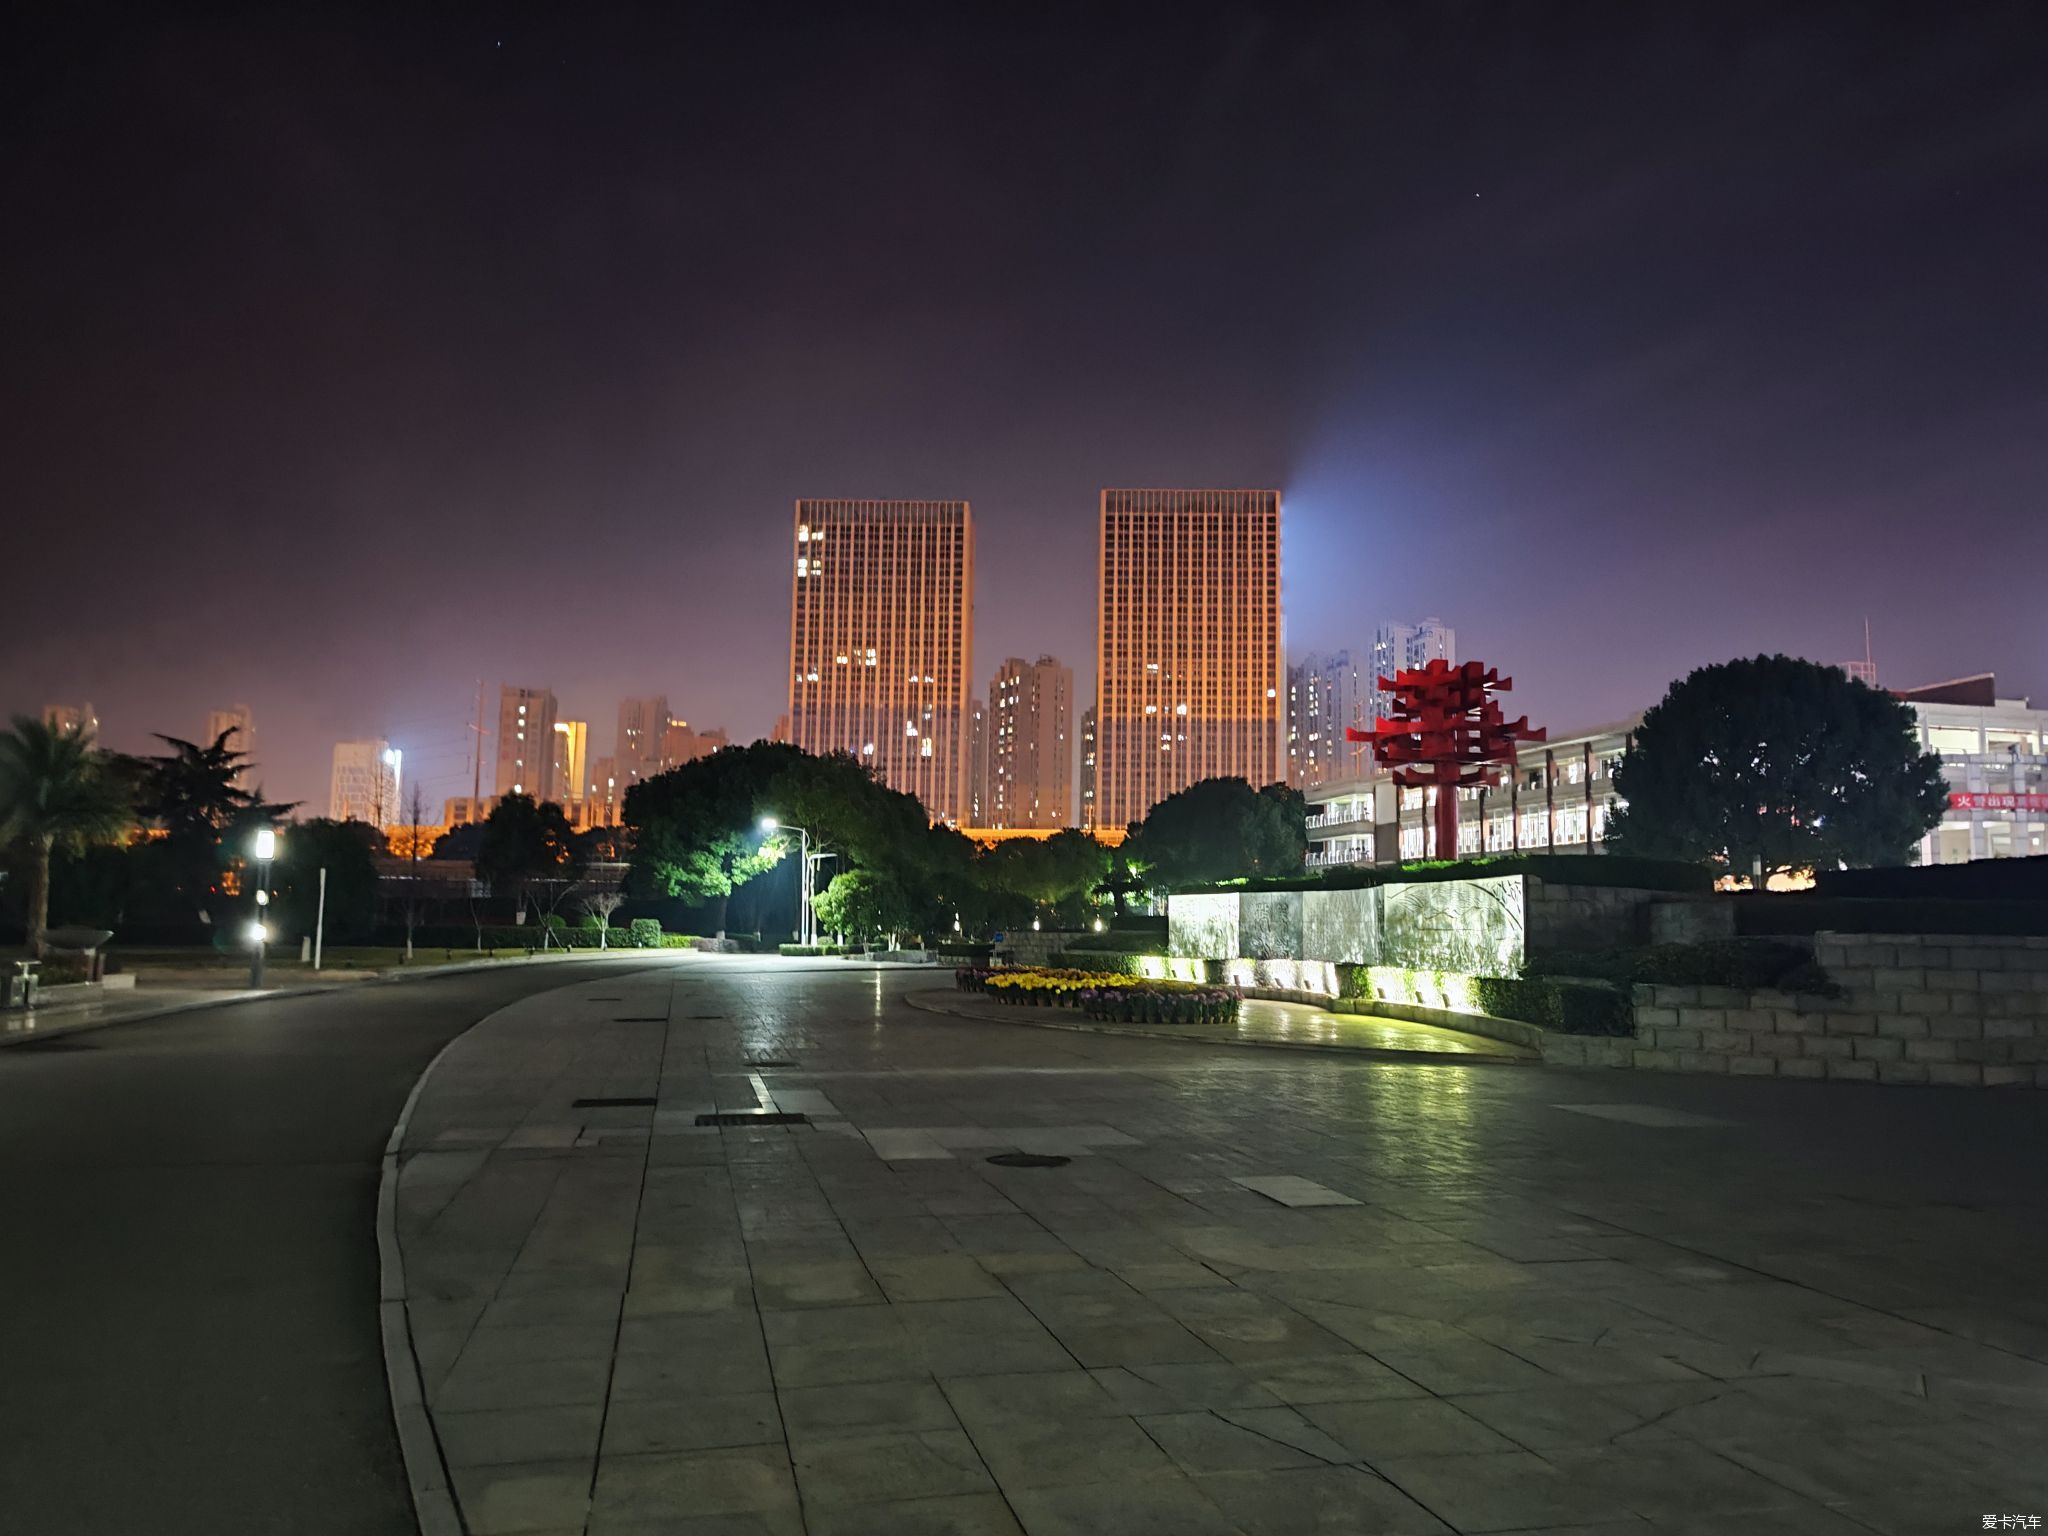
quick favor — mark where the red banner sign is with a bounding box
[1949,792,2048,812]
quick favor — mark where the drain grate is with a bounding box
[748,1059,795,1068]
[689,1014,724,1021]
[5,1037,98,1052]
[587,996,623,1002]
[696,1111,809,1126]
[614,1016,668,1023]
[573,1096,658,1108]
[986,1152,1070,1169]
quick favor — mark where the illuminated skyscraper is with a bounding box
[1286,652,1370,786]
[42,702,96,737]
[494,686,558,797]
[550,720,588,805]
[1368,617,1455,724]
[1093,489,1283,827]
[968,697,989,825]
[787,499,974,822]
[988,655,1074,828]
[205,705,255,788]
[331,738,400,826]
[615,696,668,785]
[1079,705,1098,831]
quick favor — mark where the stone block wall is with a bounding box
[1524,879,1660,951]
[1622,932,2048,1087]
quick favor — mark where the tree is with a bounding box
[1124,777,1307,891]
[624,742,799,932]
[578,890,625,948]
[0,717,134,956]
[1605,655,1948,879]
[811,866,918,946]
[134,729,292,924]
[476,794,584,931]
[273,819,383,946]
[976,829,1108,927]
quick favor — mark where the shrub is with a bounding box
[936,942,994,962]
[658,933,696,948]
[627,918,663,948]
[1733,894,2048,938]
[1052,948,1145,977]
[1525,939,1834,994]
[1470,976,1634,1037]
[778,943,849,956]
[1181,853,1713,897]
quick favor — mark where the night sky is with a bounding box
[5,5,2045,812]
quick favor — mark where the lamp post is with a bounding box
[249,827,277,988]
[759,817,813,946]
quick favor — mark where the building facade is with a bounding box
[494,686,558,797]
[660,719,727,769]
[1896,676,2048,864]
[967,697,989,826]
[550,720,588,806]
[1304,673,2048,871]
[1079,706,1098,831]
[986,655,1074,829]
[1286,651,1371,787]
[205,705,255,787]
[1093,488,1283,829]
[615,696,668,786]
[1368,617,1455,725]
[331,738,401,826]
[42,702,97,737]
[787,498,974,822]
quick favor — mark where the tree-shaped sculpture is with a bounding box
[1347,660,1546,859]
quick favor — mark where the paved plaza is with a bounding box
[394,958,2048,1535]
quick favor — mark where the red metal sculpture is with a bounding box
[1347,659,1546,859]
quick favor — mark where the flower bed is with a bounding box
[955,965,1239,1025]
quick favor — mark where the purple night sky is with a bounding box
[4,7,2045,812]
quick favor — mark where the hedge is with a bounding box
[778,943,850,957]
[1182,853,1713,897]
[1816,857,2048,902]
[1051,948,1145,977]
[1469,976,1634,1037]
[1734,895,2048,937]
[1525,939,1834,994]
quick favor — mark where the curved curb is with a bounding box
[377,1030,470,1536]
[902,990,1534,1064]
[374,961,678,1536]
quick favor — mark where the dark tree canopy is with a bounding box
[1125,777,1307,891]
[476,793,583,901]
[623,742,800,922]
[273,818,383,943]
[1605,655,1947,877]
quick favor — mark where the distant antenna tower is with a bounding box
[1843,618,1877,685]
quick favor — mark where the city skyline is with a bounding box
[7,11,2043,818]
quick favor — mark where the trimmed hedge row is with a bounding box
[1525,938,1834,994]
[1468,976,1635,1037]
[778,943,851,957]
[1182,853,1713,897]
[1733,895,2048,937]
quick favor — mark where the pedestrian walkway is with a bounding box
[389,962,2048,1535]
[0,984,250,1047]
[910,988,1533,1061]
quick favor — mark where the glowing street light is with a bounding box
[759,816,815,947]
[249,826,279,988]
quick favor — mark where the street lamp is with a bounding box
[759,816,815,947]
[249,827,278,988]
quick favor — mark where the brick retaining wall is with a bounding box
[1622,932,2048,1087]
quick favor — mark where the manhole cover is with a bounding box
[986,1152,1070,1169]
[573,1096,657,1108]
[696,1111,809,1126]
[5,1037,98,1052]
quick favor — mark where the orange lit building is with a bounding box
[987,654,1074,829]
[1093,489,1284,828]
[787,498,974,823]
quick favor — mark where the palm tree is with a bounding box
[0,717,134,957]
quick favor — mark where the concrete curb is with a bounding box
[0,949,689,1052]
[902,990,1535,1064]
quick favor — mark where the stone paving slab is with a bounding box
[393,959,2048,1534]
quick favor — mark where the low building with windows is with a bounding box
[1303,672,2048,870]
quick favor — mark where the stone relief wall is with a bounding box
[1170,876,1527,976]
[1167,893,1240,961]
[1239,892,1304,960]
